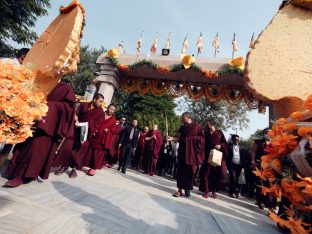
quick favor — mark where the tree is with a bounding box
[112,91,180,136]
[0,0,51,57]
[240,129,264,151]
[64,45,105,95]
[177,97,250,131]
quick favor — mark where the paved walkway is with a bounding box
[0,167,281,234]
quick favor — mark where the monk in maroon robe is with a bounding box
[107,119,123,168]
[168,112,204,197]
[85,104,116,176]
[133,126,149,169]
[4,81,76,187]
[199,120,228,199]
[143,125,163,176]
[53,93,105,177]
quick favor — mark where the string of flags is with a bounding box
[119,32,256,58]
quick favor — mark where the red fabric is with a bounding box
[199,129,228,193]
[109,124,123,156]
[178,122,204,163]
[76,102,105,146]
[176,122,203,190]
[37,82,75,138]
[91,116,116,149]
[86,115,116,168]
[53,102,105,170]
[185,136,204,166]
[84,148,108,170]
[5,82,75,180]
[134,132,148,166]
[148,159,158,175]
[146,130,163,159]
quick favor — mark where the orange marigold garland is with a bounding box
[0,60,48,144]
[253,98,312,233]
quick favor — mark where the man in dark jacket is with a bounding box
[118,119,140,174]
[227,134,247,198]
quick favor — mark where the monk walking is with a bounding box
[85,104,116,176]
[143,125,163,176]
[107,119,123,168]
[168,112,204,197]
[199,120,228,199]
[54,93,105,177]
[4,81,76,187]
[133,126,149,170]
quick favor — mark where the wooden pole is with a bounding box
[165,109,169,138]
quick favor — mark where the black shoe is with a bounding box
[121,170,126,174]
[229,193,235,198]
[257,202,264,210]
[185,190,191,197]
[117,166,121,171]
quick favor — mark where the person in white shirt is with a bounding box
[227,134,247,198]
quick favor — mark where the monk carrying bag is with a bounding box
[208,149,222,167]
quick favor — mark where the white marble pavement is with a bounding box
[0,167,281,234]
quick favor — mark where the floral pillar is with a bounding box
[95,53,119,107]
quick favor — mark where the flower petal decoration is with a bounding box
[106,48,119,59]
[228,56,244,70]
[182,54,195,69]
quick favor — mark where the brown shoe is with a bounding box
[173,190,182,197]
[69,169,77,178]
[55,166,69,176]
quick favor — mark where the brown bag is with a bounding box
[208,149,222,167]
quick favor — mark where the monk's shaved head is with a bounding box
[93,93,104,108]
[181,112,192,124]
[94,93,104,100]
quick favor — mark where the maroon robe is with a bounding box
[4,81,75,180]
[199,129,228,193]
[134,132,148,168]
[176,122,204,190]
[85,115,116,169]
[107,124,123,165]
[144,130,163,175]
[52,102,105,170]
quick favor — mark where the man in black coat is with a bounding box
[227,134,247,198]
[118,119,140,174]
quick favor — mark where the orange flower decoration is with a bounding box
[270,132,298,154]
[297,126,312,137]
[118,64,129,71]
[253,167,266,180]
[157,65,171,73]
[290,111,305,121]
[0,60,47,144]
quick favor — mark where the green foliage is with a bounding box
[217,65,244,76]
[128,59,158,70]
[240,129,264,151]
[107,56,119,67]
[64,45,106,95]
[112,91,180,136]
[177,97,250,131]
[106,55,242,76]
[0,0,51,57]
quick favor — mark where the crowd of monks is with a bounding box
[1,79,275,209]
